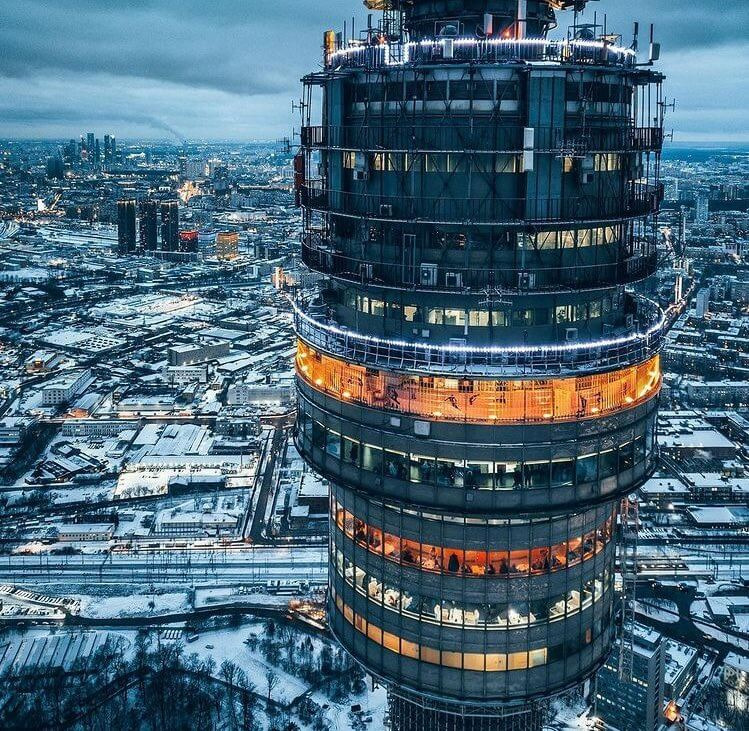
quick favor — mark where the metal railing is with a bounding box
[301,234,658,293]
[292,296,667,377]
[326,38,637,71]
[300,182,664,225]
[301,125,664,155]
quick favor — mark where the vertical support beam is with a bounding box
[517,0,527,39]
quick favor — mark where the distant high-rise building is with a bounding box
[215,231,239,260]
[178,230,199,253]
[160,201,180,252]
[86,132,95,163]
[104,134,112,165]
[696,195,709,224]
[595,626,665,731]
[46,155,64,180]
[139,199,159,252]
[110,136,117,163]
[94,138,101,166]
[117,199,137,255]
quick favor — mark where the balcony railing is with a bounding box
[301,125,664,155]
[301,234,659,293]
[300,182,664,225]
[292,296,667,377]
[326,38,637,72]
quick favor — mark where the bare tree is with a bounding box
[265,668,279,703]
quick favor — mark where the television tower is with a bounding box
[294,1,666,728]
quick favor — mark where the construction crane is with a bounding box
[618,494,639,682]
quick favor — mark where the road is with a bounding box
[247,414,294,543]
[0,545,327,585]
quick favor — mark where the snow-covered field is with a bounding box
[77,590,191,618]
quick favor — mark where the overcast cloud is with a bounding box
[0,0,747,142]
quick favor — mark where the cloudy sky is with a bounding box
[1,0,747,143]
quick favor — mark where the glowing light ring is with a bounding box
[292,296,668,377]
[327,37,637,70]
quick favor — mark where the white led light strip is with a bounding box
[328,37,636,67]
[291,296,667,358]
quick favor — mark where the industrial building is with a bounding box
[294,1,667,728]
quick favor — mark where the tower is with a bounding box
[295,2,666,728]
[160,200,180,252]
[139,199,159,252]
[117,199,137,255]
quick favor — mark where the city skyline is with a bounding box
[1,0,748,143]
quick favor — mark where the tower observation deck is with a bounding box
[294,0,667,728]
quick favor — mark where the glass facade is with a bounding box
[332,496,614,577]
[298,405,654,492]
[298,342,661,425]
[295,0,665,723]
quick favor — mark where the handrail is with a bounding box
[292,295,668,377]
[301,125,664,155]
[301,235,658,293]
[300,182,664,225]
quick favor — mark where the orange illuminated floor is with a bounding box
[297,341,660,425]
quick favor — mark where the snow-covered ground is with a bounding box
[690,599,749,652]
[636,598,679,624]
[76,590,191,618]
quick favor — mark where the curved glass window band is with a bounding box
[332,497,614,578]
[298,342,661,425]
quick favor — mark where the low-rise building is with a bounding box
[41,370,91,406]
[168,340,229,366]
[57,523,115,542]
[722,652,749,696]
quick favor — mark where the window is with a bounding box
[362,444,382,473]
[466,461,493,490]
[508,652,528,671]
[469,310,490,327]
[427,308,444,325]
[370,299,385,317]
[410,455,434,484]
[342,437,360,466]
[384,450,408,480]
[325,430,341,458]
[551,459,575,487]
[444,309,466,326]
[463,653,485,671]
[492,311,508,327]
[576,453,598,484]
[556,305,572,324]
[312,420,326,449]
[599,449,618,479]
[524,461,549,488]
[495,155,519,174]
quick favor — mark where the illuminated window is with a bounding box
[297,342,661,426]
